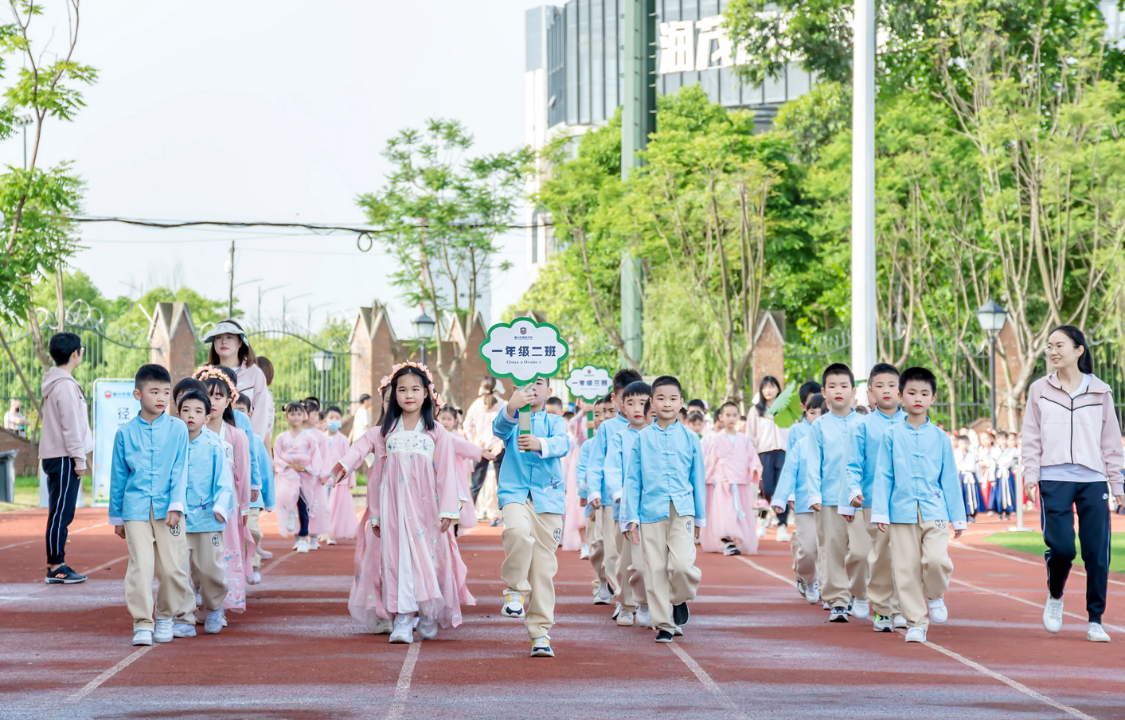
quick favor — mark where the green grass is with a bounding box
[985,531,1125,574]
[0,475,93,512]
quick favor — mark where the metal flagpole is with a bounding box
[851,0,877,384]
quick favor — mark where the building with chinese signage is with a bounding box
[521,0,815,287]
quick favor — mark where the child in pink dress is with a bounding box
[701,401,762,556]
[333,363,475,644]
[299,399,332,548]
[272,403,325,553]
[323,405,358,542]
[438,406,485,533]
[560,410,587,552]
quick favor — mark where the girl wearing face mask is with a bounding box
[323,406,357,543]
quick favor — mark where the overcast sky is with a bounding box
[7,0,540,336]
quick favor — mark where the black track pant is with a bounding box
[297,497,310,537]
[1040,480,1111,623]
[43,457,82,566]
[759,450,788,525]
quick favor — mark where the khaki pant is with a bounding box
[862,507,899,617]
[177,531,228,621]
[500,499,562,639]
[124,508,189,630]
[640,504,701,632]
[889,511,953,630]
[586,512,607,587]
[614,518,646,611]
[247,507,263,570]
[845,507,873,598]
[791,512,819,586]
[818,508,866,608]
[599,509,620,596]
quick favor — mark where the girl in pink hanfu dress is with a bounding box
[323,405,358,542]
[272,403,324,550]
[701,401,762,557]
[560,409,587,552]
[196,368,254,614]
[437,406,484,533]
[333,363,475,644]
[299,399,332,548]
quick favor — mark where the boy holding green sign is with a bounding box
[493,377,571,657]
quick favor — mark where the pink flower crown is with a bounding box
[192,364,240,403]
[378,361,444,409]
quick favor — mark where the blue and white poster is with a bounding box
[91,379,139,507]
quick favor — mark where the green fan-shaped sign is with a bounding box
[478,318,570,385]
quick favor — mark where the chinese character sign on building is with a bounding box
[658,14,747,74]
[478,319,570,384]
[565,365,613,402]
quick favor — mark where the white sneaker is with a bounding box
[673,626,683,637]
[797,576,807,598]
[611,602,622,620]
[502,591,526,618]
[194,591,202,607]
[131,629,153,646]
[756,519,768,539]
[872,614,894,632]
[286,514,297,533]
[893,614,907,629]
[369,616,393,635]
[326,537,337,546]
[1088,622,1111,643]
[776,526,790,543]
[418,617,438,641]
[852,598,870,620]
[296,538,309,554]
[204,611,223,634]
[1043,596,1064,634]
[308,536,320,551]
[389,614,414,644]
[616,610,635,626]
[636,604,651,628]
[579,543,590,559]
[822,601,830,610]
[805,581,820,605]
[153,618,174,643]
[593,582,613,605]
[927,597,948,624]
[250,570,261,585]
[257,548,273,559]
[904,627,927,643]
[172,622,196,638]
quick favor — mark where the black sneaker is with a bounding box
[829,606,849,622]
[655,630,674,643]
[673,602,690,627]
[46,565,87,584]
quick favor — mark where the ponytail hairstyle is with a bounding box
[379,364,438,436]
[755,376,782,416]
[1048,325,1094,375]
[479,376,499,410]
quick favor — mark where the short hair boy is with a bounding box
[841,362,904,631]
[110,364,190,646]
[602,380,653,628]
[872,366,967,643]
[544,396,565,416]
[623,376,705,642]
[492,377,571,657]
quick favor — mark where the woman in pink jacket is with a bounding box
[1022,325,1124,643]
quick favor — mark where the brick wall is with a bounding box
[752,311,786,397]
[0,429,39,476]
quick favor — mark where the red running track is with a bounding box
[1,508,1124,720]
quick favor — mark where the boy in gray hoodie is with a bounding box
[41,332,94,584]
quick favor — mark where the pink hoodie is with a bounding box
[1021,372,1124,495]
[39,367,94,469]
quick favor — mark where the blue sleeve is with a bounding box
[540,415,570,459]
[804,422,824,502]
[492,405,518,443]
[576,443,591,498]
[623,434,644,527]
[871,431,894,524]
[213,444,235,521]
[603,431,627,501]
[169,424,189,511]
[843,420,866,505]
[109,429,127,522]
[585,424,611,502]
[690,432,706,525]
[774,441,800,508]
[940,433,968,526]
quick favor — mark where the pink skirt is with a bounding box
[273,469,302,538]
[457,468,477,530]
[699,483,759,555]
[327,482,358,539]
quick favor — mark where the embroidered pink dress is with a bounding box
[324,432,358,540]
[700,431,762,555]
[215,422,253,611]
[445,429,482,530]
[302,428,332,536]
[272,430,324,538]
[560,413,587,551]
[339,419,474,628]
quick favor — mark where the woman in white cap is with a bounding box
[204,319,269,442]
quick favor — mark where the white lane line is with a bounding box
[258,550,298,576]
[668,643,749,720]
[0,521,109,552]
[384,642,421,720]
[0,553,130,607]
[950,541,1125,588]
[36,646,155,719]
[737,556,1099,719]
[950,577,1125,634]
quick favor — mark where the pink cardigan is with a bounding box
[1021,372,1124,495]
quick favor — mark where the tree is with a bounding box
[358,119,531,407]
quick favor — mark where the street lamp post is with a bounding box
[975,300,1008,430]
[312,351,335,403]
[412,312,436,367]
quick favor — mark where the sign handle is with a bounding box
[518,404,532,452]
[586,409,594,439]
